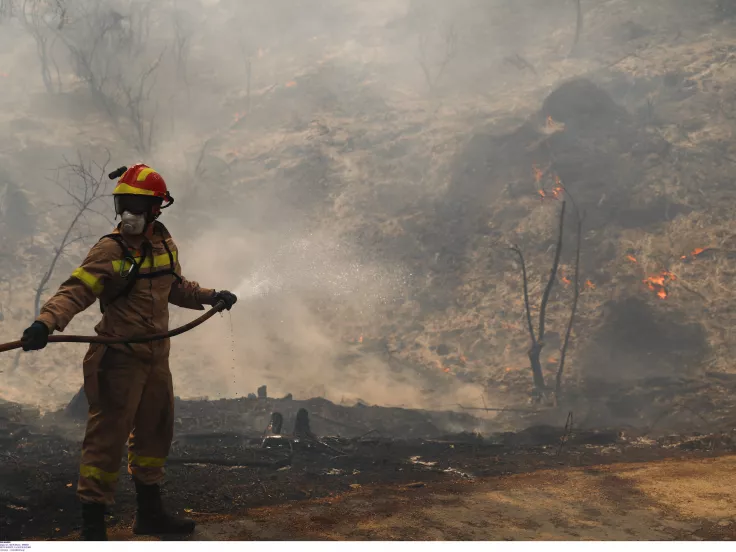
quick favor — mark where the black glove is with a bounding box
[21,321,50,351]
[212,290,237,310]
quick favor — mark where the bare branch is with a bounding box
[538,201,566,342]
[569,0,583,56]
[556,210,584,398]
[31,153,111,319]
[510,245,536,345]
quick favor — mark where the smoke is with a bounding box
[165,222,418,405]
[2,0,724,422]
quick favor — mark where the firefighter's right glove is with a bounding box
[21,321,49,351]
[212,290,237,311]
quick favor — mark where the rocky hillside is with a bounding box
[1,0,736,431]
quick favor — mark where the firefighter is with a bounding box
[19,164,237,540]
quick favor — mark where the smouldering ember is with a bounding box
[680,247,708,260]
[643,270,676,300]
[536,170,564,200]
[533,164,544,184]
[546,115,566,131]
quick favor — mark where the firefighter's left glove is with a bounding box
[213,290,237,311]
[21,321,50,351]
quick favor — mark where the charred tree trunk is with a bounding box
[528,342,546,390]
[511,201,567,397]
[556,211,584,399]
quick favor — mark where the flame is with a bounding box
[358,335,363,344]
[626,255,638,264]
[643,270,675,300]
[560,271,571,286]
[443,367,451,373]
[681,247,707,260]
[552,175,564,197]
[538,189,546,199]
[547,356,558,364]
[585,279,596,290]
[233,112,247,123]
[285,81,297,88]
[533,164,544,184]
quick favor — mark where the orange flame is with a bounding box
[358,335,363,344]
[285,81,297,88]
[626,255,638,264]
[585,279,596,290]
[643,270,675,300]
[533,164,544,184]
[681,247,708,260]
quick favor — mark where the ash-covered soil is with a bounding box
[2,396,736,541]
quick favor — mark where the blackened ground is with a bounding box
[2,420,736,541]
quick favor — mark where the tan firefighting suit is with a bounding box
[36,222,215,505]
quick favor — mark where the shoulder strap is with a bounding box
[99,234,147,313]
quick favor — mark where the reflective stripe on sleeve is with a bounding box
[71,267,104,296]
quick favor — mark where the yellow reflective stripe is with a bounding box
[111,250,177,273]
[136,168,155,182]
[113,181,156,196]
[71,267,104,296]
[128,452,166,468]
[80,464,119,483]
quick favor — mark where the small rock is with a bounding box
[404,482,425,489]
[436,344,451,356]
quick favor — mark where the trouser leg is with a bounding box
[76,348,147,505]
[128,355,195,536]
[127,355,175,483]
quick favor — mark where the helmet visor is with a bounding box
[114,194,162,216]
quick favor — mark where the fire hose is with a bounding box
[0,300,227,354]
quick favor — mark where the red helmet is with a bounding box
[112,164,173,208]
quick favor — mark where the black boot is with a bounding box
[133,480,195,537]
[81,502,107,541]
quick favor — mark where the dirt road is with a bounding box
[106,454,736,541]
